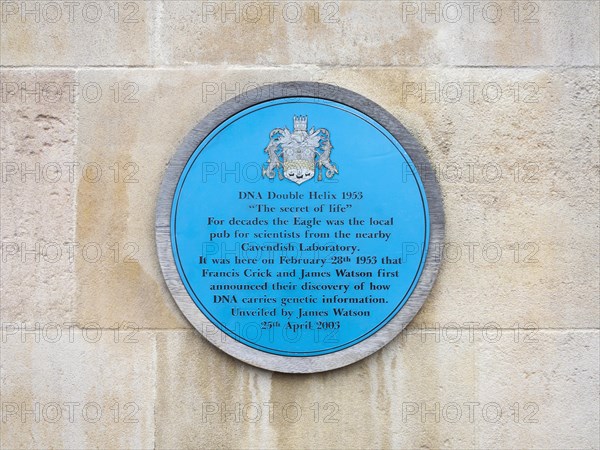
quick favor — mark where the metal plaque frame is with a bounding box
[156,82,444,373]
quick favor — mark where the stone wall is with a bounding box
[1,1,598,448]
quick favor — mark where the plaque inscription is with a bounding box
[157,83,444,373]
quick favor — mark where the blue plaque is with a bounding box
[157,83,444,372]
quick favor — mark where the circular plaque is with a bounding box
[156,82,444,373]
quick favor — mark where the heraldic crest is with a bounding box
[262,115,339,185]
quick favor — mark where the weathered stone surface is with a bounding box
[3,1,598,67]
[153,330,599,449]
[2,1,599,446]
[154,330,478,449]
[0,0,154,66]
[0,70,77,324]
[157,1,599,66]
[0,328,156,449]
[317,67,600,329]
[475,330,600,448]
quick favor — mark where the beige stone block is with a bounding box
[0,69,77,324]
[0,0,154,66]
[73,68,321,328]
[475,330,600,448]
[72,67,598,331]
[316,67,599,329]
[0,328,156,449]
[157,1,599,66]
[154,330,478,449]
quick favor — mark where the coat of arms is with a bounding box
[262,115,338,185]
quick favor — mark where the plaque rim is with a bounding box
[156,82,445,373]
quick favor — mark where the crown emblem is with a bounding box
[293,115,308,132]
[262,115,339,185]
